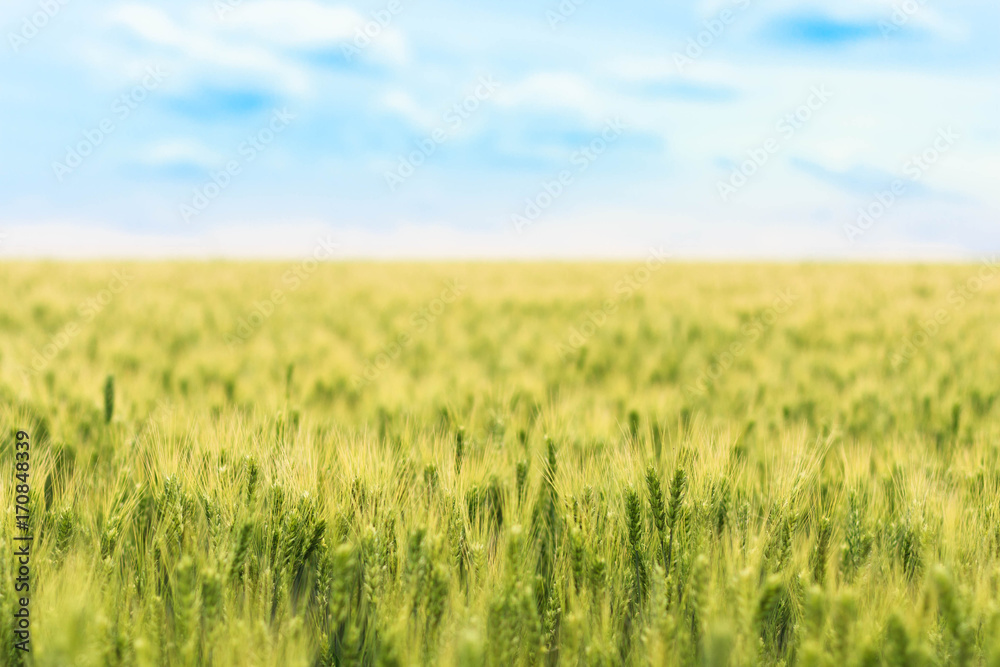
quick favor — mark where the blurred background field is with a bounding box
[2,261,1000,666]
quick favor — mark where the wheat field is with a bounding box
[2,261,1000,666]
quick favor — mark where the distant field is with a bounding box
[2,261,1000,665]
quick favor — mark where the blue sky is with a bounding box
[1,0,998,258]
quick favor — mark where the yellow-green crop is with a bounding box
[2,260,1000,666]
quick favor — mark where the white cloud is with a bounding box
[380,89,434,128]
[220,0,409,64]
[603,55,741,88]
[108,3,311,93]
[811,137,871,171]
[932,155,1000,207]
[221,1,359,45]
[604,55,679,82]
[496,72,610,122]
[103,0,410,96]
[139,140,222,169]
[108,4,183,44]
